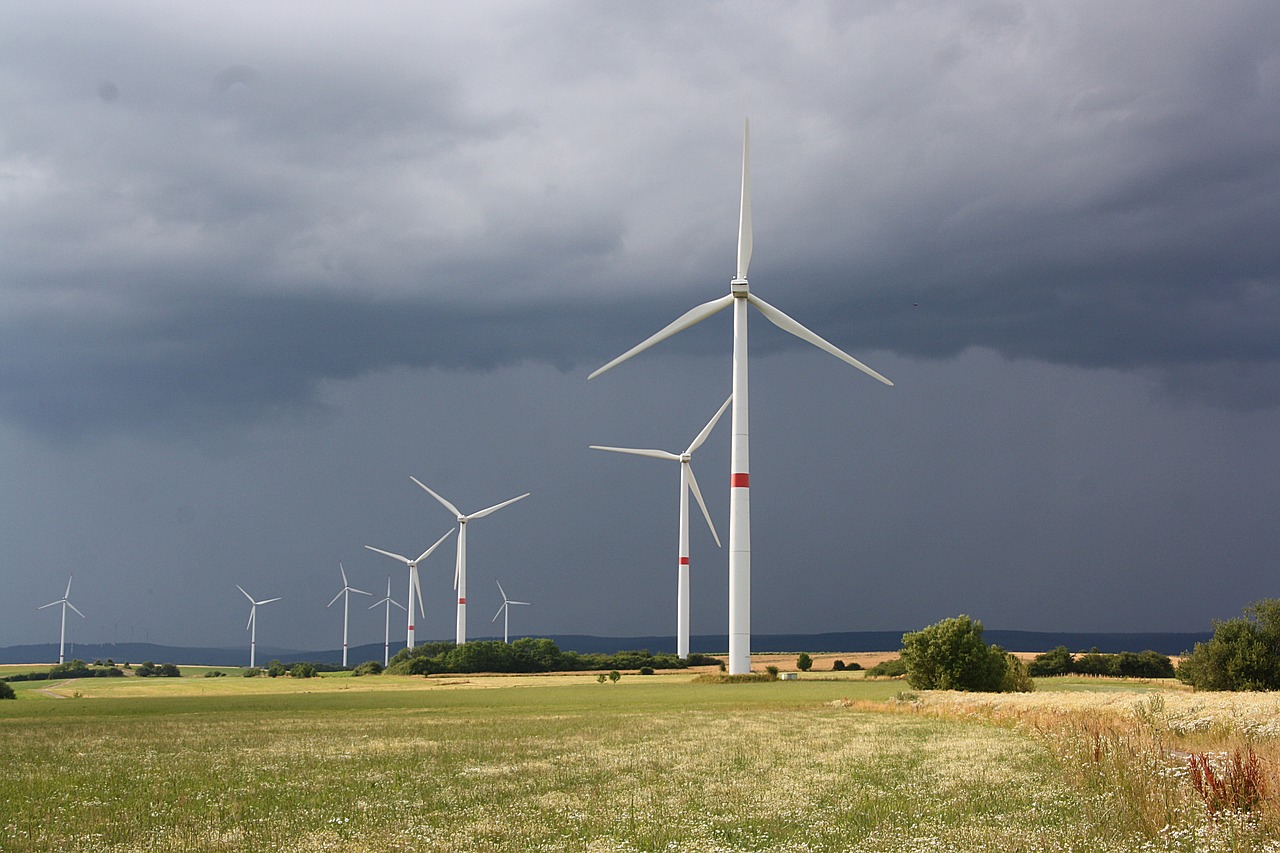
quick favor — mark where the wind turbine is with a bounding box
[327,563,372,668]
[237,584,280,669]
[411,477,530,645]
[368,576,407,667]
[364,528,453,650]
[591,394,731,659]
[38,575,85,665]
[491,580,530,644]
[589,120,893,674]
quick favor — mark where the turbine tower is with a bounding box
[589,120,892,674]
[411,477,529,645]
[368,576,407,667]
[364,528,454,650]
[591,394,731,658]
[38,574,85,665]
[491,580,530,644]
[237,585,280,669]
[327,563,372,667]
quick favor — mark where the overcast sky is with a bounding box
[4,2,1280,654]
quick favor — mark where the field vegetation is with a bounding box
[3,664,1280,851]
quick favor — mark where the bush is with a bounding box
[866,657,907,678]
[290,663,317,679]
[638,666,654,675]
[266,661,288,678]
[765,665,779,679]
[136,661,181,678]
[608,670,621,683]
[352,660,383,676]
[796,653,812,672]
[832,660,845,671]
[1028,646,1074,677]
[0,681,14,700]
[1178,599,1280,691]
[900,615,1031,692]
[243,667,263,678]
[203,670,226,678]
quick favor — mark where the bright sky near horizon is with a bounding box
[4,2,1280,652]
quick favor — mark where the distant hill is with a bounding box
[0,630,1210,667]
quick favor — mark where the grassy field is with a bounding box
[2,669,1278,852]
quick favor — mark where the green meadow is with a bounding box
[2,670,1277,851]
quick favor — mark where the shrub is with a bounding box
[832,660,845,671]
[1028,646,1074,677]
[765,665,779,679]
[243,667,263,678]
[352,660,383,676]
[596,673,607,683]
[866,657,907,678]
[608,670,621,683]
[845,661,863,671]
[900,615,1031,692]
[638,666,654,675]
[796,653,812,672]
[290,663,317,679]
[266,661,288,678]
[203,670,226,678]
[0,681,14,700]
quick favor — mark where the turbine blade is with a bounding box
[468,492,530,520]
[496,579,507,601]
[391,599,407,612]
[66,601,87,620]
[510,600,531,606]
[492,603,506,622]
[417,527,456,564]
[687,394,733,454]
[748,294,893,386]
[246,607,255,631]
[64,575,74,598]
[38,600,60,610]
[453,528,464,590]
[350,587,372,597]
[327,590,344,608]
[365,545,411,565]
[588,294,734,380]
[410,477,462,517]
[339,563,349,586]
[411,566,426,617]
[685,463,721,548]
[259,597,281,605]
[589,445,680,461]
[237,584,255,602]
[737,118,753,281]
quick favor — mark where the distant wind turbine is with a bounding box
[491,580,530,644]
[591,394,731,658]
[327,563,372,668]
[364,528,453,650]
[411,478,529,645]
[368,576,407,667]
[589,120,893,674]
[237,584,280,669]
[38,574,85,665]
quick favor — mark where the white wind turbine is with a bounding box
[327,563,372,667]
[364,528,454,650]
[491,580,530,644]
[590,120,893,674]
[411,477,530,646]
[368,576,407,667]
[38,574,85,665]
[591,394,731,659]
[237,585,280,669]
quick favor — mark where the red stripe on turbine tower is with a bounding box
[732,473,750,488]
[458,598,466,604]
[679,557,691,565]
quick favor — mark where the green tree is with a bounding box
[608,670,621,683]
[1178,599,1280,691]
[0,681,15,700]
[290,663,317,679]
[796,653,813,672]
[900,615,1028,692]
[1028,646,1074,677]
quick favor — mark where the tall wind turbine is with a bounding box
[237,584,280,669]
[368,576,407,667]
[491,580,530,644]
[411,477,529,645]
[364,528,454,650]
[327,563,372,668]
[589,120,893,674]
[38,575,85,665]
[591,394,731,659]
